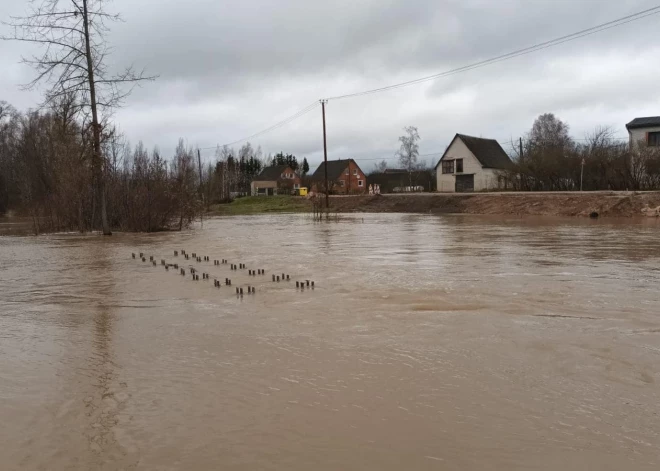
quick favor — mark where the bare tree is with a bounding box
[396,126,420,187]
[529,113,571,148]
[2,0,155,235]
[375,159,388,173]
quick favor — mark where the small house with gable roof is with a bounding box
[435,134,513,192]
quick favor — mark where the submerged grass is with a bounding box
[208,196,311,215]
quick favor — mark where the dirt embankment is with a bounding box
[327,192,660,217]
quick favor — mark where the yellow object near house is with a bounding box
[298,187,308,196]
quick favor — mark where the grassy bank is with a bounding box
[208,196,311,215]
[206,192,660,218]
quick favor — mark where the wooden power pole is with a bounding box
[197,148,204,226]
[197,149,203,187]
[321,100,329,209]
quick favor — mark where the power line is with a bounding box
[325,6,660,101]
[198,101,319,151]
[197,135,629,163]
[196,7,656,153]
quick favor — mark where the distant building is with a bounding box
[435,134,512,192]
[310,159,367,194]
[368,170,435,193]
[250,165,300,196]
[626,117,660,148]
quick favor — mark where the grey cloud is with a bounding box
[2,0,660,170]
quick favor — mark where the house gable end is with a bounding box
[435,135,482,171]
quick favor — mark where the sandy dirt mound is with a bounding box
[328,192,660,218]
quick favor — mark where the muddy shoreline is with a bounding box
[326,191,660,218]
[4,192,660,236]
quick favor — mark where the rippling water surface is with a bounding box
[1,214,660,470]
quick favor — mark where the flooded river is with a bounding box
[1,214,659,470]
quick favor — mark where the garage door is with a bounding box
[455,174,474,193]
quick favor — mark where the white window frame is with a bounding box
[353,169,358,176]
[358,180,363,187]
[339,180,345,187]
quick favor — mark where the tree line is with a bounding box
[202,149,310,203]
[1,0,162,233]
[0,98,313,230]
[504,113,660,191]
[0,99,201,232]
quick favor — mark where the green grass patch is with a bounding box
[208,196,311,215]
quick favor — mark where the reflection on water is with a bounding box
[1,214,660,470]
[0,216,35,236]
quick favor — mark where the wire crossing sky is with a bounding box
[2,0,658,164]
[202,5,660,152]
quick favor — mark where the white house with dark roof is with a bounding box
[435,134,513,193]
[250,164,300,196]
[626,117,660,148]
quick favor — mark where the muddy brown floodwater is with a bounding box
[1,214,660,470]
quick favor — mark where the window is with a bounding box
[339,179,345,187]
[358,180,363,187]
[281,173,285,179]
[455,159,464,173]
[649,132,660,147]
[294,183,300,190]
[442,160,454,174]
[345,168,349,175]
[353,169,358,176]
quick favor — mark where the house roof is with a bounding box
[311,159,360,181]
[626,117,660,130]
[253,165,293,181]
[437,134,512,170]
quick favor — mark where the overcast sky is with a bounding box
[1,0,660,170]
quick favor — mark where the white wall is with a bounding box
[629,126,660,148]
[436,138,502,192]
[475,168,500,192]
[250,180,277,196]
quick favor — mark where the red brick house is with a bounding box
[250,165,301,196]
[310,159,367,194]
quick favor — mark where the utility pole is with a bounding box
[580,158,585,191]
[321,99,329,209]
[197,149,203,188]
[519,137,523,159]
[197,148,204,226]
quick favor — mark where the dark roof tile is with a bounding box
[253,165,293,181]
[449,134,513,169]
[626,117,660,129]
[311,159,361,181]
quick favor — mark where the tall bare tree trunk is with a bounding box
[82,0,111,235]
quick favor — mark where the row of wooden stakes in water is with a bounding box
[177,250,258,272]
[131,251,315,294]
